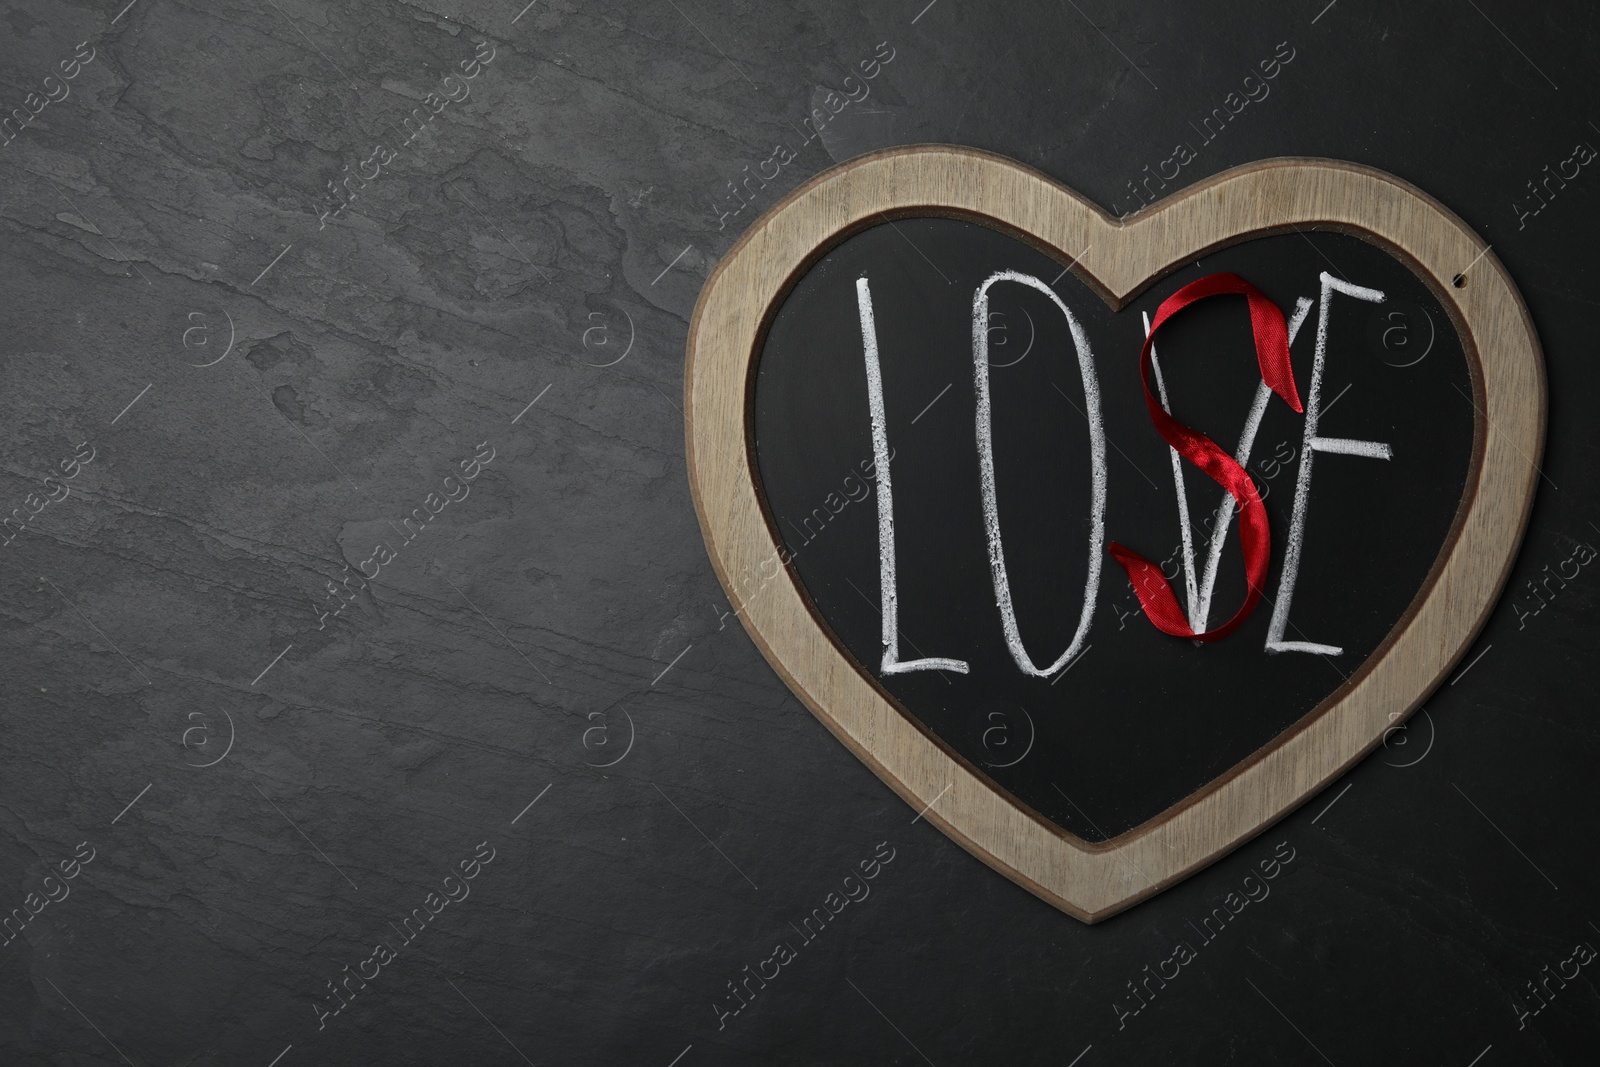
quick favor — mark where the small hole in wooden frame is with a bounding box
[1452,273,1467,288]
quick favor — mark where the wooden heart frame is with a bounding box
[683,146,1544,922]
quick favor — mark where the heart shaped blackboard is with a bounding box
[684,147,1543,922]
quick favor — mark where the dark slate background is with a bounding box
[0,1,1594,1065]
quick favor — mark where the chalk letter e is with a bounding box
[1266,272,1392,655]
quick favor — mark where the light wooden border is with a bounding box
[683,147,1544,923]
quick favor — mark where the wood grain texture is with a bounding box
[683,146,1544,923]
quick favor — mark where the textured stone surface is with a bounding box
[0,1,1596,1064]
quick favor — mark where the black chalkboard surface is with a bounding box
[753,219,1475,841]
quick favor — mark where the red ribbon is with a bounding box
[1108,272,1302,641]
